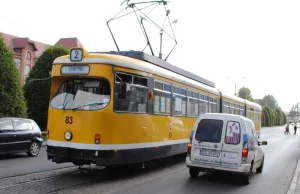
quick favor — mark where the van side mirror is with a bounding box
[259,141,267,146]
[118,82,127,99]
[261,141,267,145]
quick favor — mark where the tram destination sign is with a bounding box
[61,65,90,75]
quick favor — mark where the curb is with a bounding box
[287,156,300,194]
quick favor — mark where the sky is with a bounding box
[1,0,300,112]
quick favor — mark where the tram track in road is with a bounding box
[0,166,81,190]
[0,155,186,194]
[0,165,108,194]
[0,166,76,180]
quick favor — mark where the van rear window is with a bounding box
[195,119,223,143]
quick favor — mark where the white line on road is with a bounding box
[287,156,300,194]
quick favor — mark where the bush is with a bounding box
[0,35,27,118]
[262,106,286,127]
[23,46,69,130]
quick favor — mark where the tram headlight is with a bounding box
[64,131,72,141]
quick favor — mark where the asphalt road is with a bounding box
[0,146,73,179]
[1,126,300,194]
[117,126,300,194]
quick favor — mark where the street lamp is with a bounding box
[227,77,245,96]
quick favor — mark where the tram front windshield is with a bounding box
[50,78,110,111]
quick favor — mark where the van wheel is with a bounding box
[189,168,199,178]
[256,157,264,173]
[27,141,41,157]
[241,165,253,185]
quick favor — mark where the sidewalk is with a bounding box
[42,141,47,147]
[287,157,300,194]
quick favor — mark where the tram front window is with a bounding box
[50,78,110,110]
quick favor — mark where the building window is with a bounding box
[14,58,21,78]
[26,51,31,66]
[24,51,31,79]
[25,66,30,79]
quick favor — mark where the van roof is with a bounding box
[199,113,252,123]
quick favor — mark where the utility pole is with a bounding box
[235,84,237,96]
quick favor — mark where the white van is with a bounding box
[186,113,267,185]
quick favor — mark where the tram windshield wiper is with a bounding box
[72,102,106,111]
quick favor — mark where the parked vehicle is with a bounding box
[0,117,43,156]
[186,113,267,185]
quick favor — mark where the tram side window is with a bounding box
[236,104,240,115]
[230,103,234,114]
[233,104,236,114]
[249,109,254,120]
[209,97,217,113]
[247,108,250,118]
[172,86,186,116]
[114,72,148,113]
[187,90,198,117]
[199,94,208,115]
[215,98,220,113]
[223,101,229,113]
[154,81,171,114]
[240,105,244,116]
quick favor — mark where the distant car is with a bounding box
[0,117,43,156]
[186,113,267,185]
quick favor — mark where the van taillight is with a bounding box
[242,148,248,158]
[187,143,192,155]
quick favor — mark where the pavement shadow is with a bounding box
[0,153,28,160]
[182,171,247,193]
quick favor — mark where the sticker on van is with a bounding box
[225,121,241,144]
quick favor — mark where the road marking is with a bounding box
[287,156,300,194]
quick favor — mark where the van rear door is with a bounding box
[191,119,224,165]
[220,120,243,167]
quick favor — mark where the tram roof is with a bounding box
[94,51,215,88]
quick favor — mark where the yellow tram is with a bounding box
[46,47,261,166]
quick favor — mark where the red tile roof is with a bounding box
[34,41,51,57]
[55,37,83,49]
[1,32,84,57]
[13,38,38,51]
[0,32,51,57]
[1,32,20,55]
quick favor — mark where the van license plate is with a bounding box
[199,150,220,157]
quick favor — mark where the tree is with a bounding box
[287,102,300,123]
[260,95,278,110]
[238,87,254,101]
[0,35,27,118]
[262,106,270,127]
[283,111,287,124]
[275,108,281,126]
[23,46,69,130]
